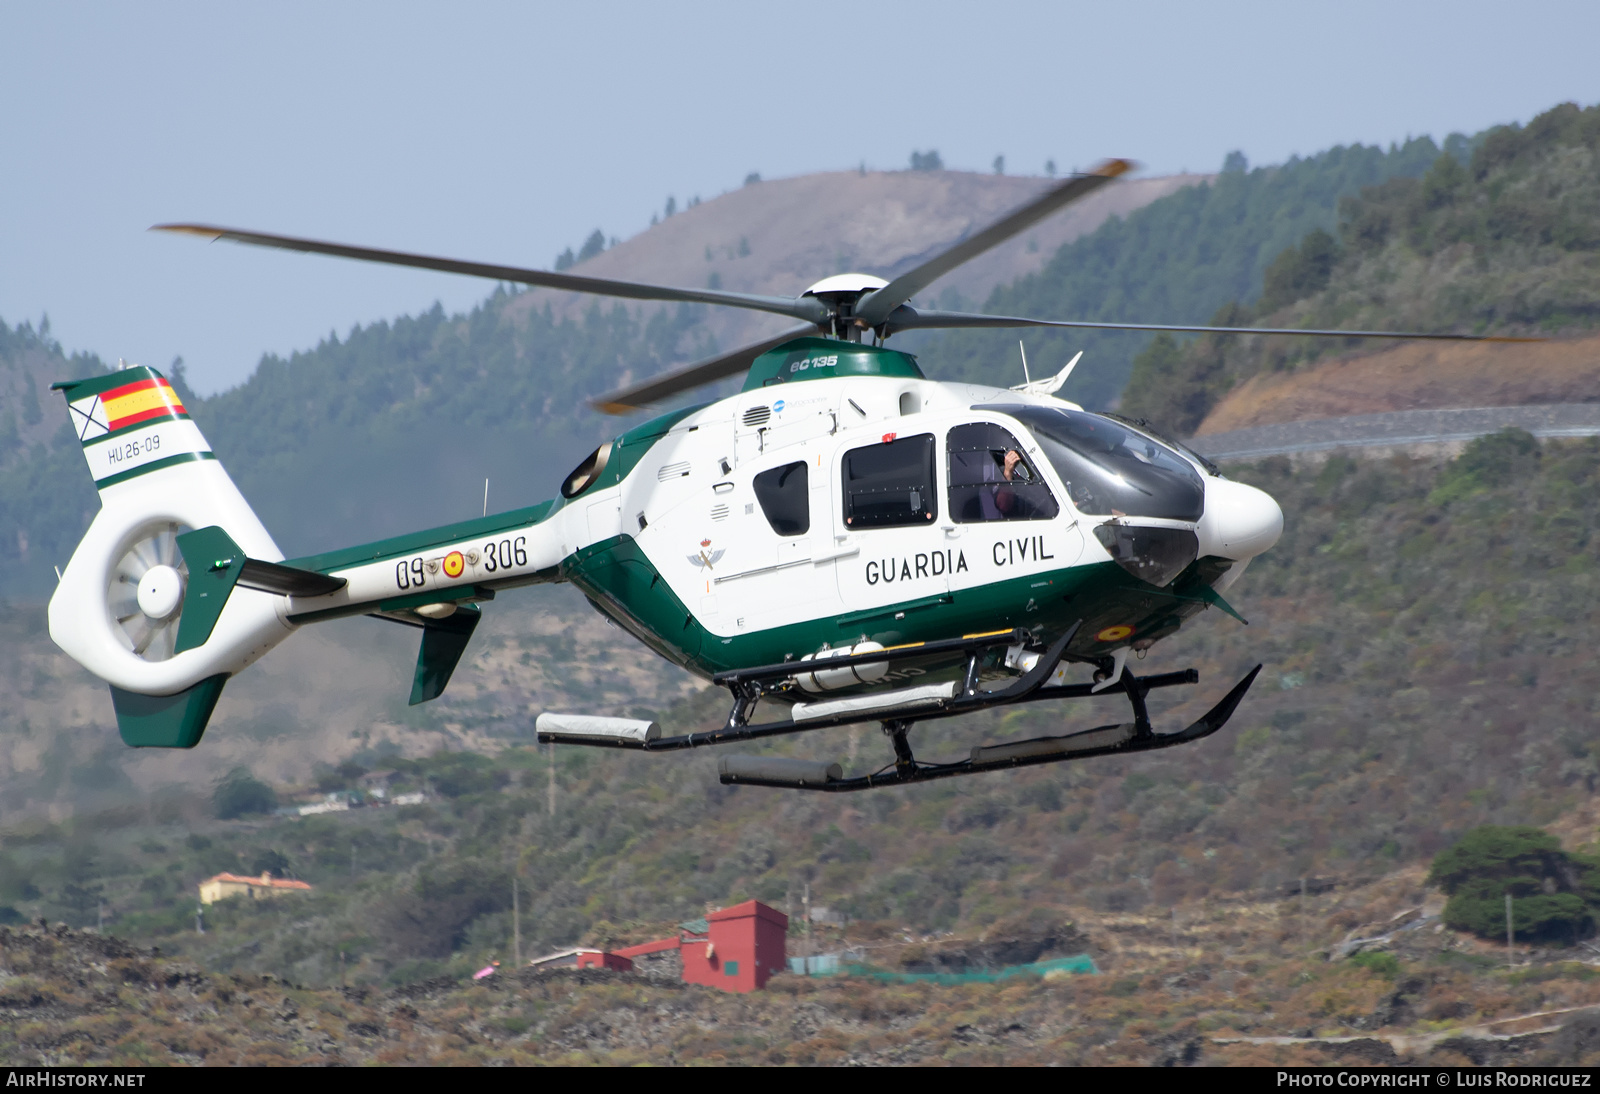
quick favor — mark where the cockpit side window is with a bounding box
[993,405,1204,521]
[947,423,1059,523]
[842,434,937,528]
[753,461,809,536]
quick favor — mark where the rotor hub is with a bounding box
[802,274,888,341]
[137,564,184,621]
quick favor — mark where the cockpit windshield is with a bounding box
[992,405,1204,521]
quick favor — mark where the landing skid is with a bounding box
[536,622,1262,791]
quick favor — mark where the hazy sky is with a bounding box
[5,1,1599,394]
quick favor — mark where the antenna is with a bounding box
[1019,341,1031,385]
[483,478,489,517]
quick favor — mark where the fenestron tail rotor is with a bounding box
[108,521,190,663]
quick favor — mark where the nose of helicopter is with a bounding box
[1197,477,1284,561]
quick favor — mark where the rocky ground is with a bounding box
[8,881,1600,1067]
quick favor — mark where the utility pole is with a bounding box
[547,741,556,817]
[512,875,522,966]
[97,899,104,933]
[350,843,356,881]
[195,905,204,935]
[1300,876,1308,954]
[803,881,812,959]
[1506,892,1515,969]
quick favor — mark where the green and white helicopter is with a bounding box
[47,161,1515,791]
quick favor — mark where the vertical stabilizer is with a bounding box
[47,366,296,730]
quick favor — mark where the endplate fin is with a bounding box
[176,526,348,652]
[110,674,228,748]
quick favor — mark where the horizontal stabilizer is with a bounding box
[718,755,843,788]
[176,525,347,653]
[237,559,346,598]
[536,713,662,747]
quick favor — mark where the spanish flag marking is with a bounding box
[100,377,186,432]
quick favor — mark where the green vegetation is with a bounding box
[920,135,1449,408]
[1121,101,1600,434]
[5,431,1600,985]
[0,292,713,598]
[1348,950,1400,979]
[1429,826,1599,944]
[0,107,1560,601]
[555,228,609,270]
[212,767,277,820]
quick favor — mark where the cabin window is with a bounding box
[947,422,1059,523]
[842,434,937,528]
[753,461,809,535]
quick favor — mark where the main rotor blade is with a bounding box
[151,224,829,325]
[591,326,815,414]
[853,159,1134,328]
[882,307,1544,343]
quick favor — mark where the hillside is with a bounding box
[6,907,1600,1066]
[0,128,1469,601]
[0,171,1196,601]
[6,432,1600,976]
[1122,101,1600,437]
[922,135,1455,409]
[7,434,1600,1062]
[1194,330,1600,435]
[512,168,1206,356]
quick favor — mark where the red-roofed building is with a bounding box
[198,871,313,905]
[613,899,788,993]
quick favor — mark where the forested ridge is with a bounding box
[0,296,709,595]
[924,135,1456,407]
[0,120,1478,599]
[5,104,1600,1064]
[1121,101,1600,435]
[6,430,1600,982]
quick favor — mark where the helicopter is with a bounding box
[46,160,1527,791]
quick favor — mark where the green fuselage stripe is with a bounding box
[95,451,216,489]
[560,535,1225,680]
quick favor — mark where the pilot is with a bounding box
[988,448,1036,519]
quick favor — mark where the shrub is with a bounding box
[1429,825,1594,943]
[212,767,277,820]
[417,751,506,799]
[1431,429,1541,505]
[1349,951,1400,979]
